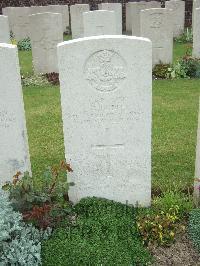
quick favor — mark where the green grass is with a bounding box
[19,41,200,192]
[173,41,192,62]
[42,197,153,265]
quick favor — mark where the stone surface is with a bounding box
[194,97,200,205]
[57,35,152,206]
[0,15,10,43]
[150,1,161,8]
[30,5,69,32]
[30,12,63,74]
[83,10,117,37]
[126,1,151,35]
[98,3,122,34]
[165,0,185,37]
[3,7,30,41]
[140,8,173,65]
[70,4,90,39]
[192,0,200,26]
[193,9,200,59]
[0,43,31,186]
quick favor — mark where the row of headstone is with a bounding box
[2,5,69,41]
[0,15,10,43]
[70,3,122,39]
[193,8,200,58]
[126,0,185,38]
[0,35,152,207]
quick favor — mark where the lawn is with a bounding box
[20,40,200,193]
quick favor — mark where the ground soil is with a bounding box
[149,233,200,266]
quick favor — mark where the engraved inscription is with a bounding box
[150,13,163,28]
[84,50,127,92]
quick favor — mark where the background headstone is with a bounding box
[165,0,185,37]
[57,35,152,206]
[3,7,30,41]
[0,15,10,43]
[98,3,122,34]
[83,10,117,37]
[0,43,31,186]
[193,8,200,58]
[31,5,69,33]
[70,4,90,39]
[140,8,173,65]
[30,12,63,74]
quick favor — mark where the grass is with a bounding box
[19,40,200,192]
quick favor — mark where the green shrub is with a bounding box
[188,208,200,252]
[174,28,193,43]
[18,37,32,51]
[168,56,200,79]
[0,190,51,265]
[42,197,153,265]
[2,161,74,229]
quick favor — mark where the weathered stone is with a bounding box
[70,4,90,39]
[126,1,151,35]
[3,7,30,41]
[192,0,200,27]
[83,10,117,37]
[0,15,10,43]
[0,43,31,186]
[30,5,69,32]
[57,35,152,206]
[193,8,200,58]
[150,1,161,8]
[29,12,63,74]
[165,0,185,37]
[141,8,173,65]
[98,3,122,34]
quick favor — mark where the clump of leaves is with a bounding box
[137,205,185,247]
[45,72,59,85]
[188,208,200,252]
[153,64,170,79]
[174,28,193,43]
[21,74,50,87]
[0,190,51,265]
[42,197,153,265]
[2,161,74,229]
[17,37,32,51]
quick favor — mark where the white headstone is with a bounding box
[126,1,151,35]
[29,12,63,74]
[83,10,117,37]
[150,1,161,8]
[98,3,122,34]
[0,43,31,186]
[30,5,69,33]
[165,0,185,37]
[57,35,152,206]
[193,8,200,58]
[70,4,90,39]
[3,7,30,41]
[193,0,200,28]
[141,8,173,65]
[194,98,200,205]
[0,15,10,43]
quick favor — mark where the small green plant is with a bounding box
[17,37,32,51]
[174,28,193,43]
[2,161,74,229]
[188,208,200,252]
[22,74,50,87]
[0,190,51,265]
[137,205,185,246]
